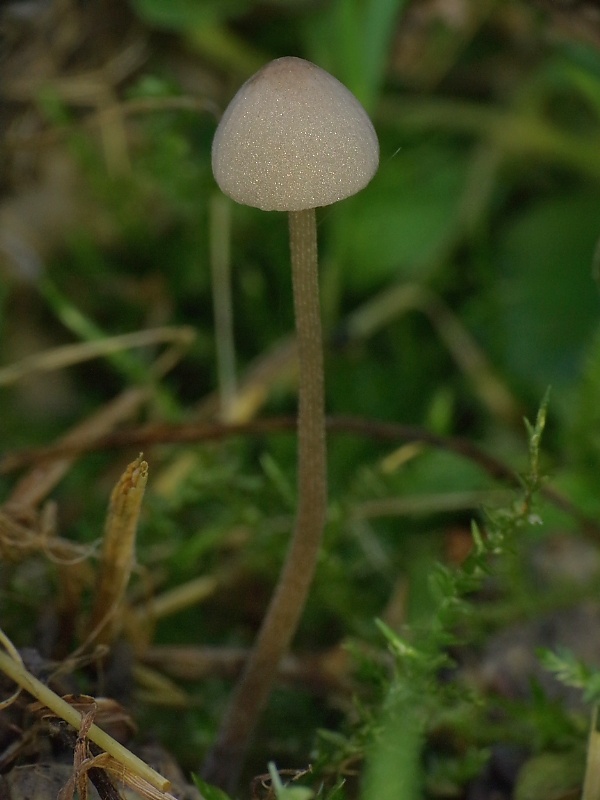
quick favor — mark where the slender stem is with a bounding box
[201,208,327,791]
[209,192,237,419]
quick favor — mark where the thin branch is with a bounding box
[2,414,598,538]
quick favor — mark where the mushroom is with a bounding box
[203,56,379,789]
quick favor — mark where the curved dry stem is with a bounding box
[202,208,327,790]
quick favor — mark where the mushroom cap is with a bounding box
[212,57,379,212]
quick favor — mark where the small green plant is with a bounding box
[309,395,553,799]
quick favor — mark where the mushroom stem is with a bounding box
[202,207,327,790]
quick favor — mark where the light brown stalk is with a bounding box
[202,208,327,790]
[89,455,148,647]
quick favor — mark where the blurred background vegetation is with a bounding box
[3,1,600,798]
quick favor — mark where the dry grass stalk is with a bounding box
[132,574,218,626]
[5,387,149,510]
[0,505,95,564]
[57,699,98,800]
[0,326,195,387]
[0,632,171,793]
[132,664,190,708]
[89,455,148,649]
[141,644,353,697]
[37,695,177,800]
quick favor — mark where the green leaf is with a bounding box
[305,0,409,108]
[362,685,424,800]
[333,145,468,291]
[494,192,600,389]
[267,763,314,800]
[192,774,234,800]
[131,0,246,29]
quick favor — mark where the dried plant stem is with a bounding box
[89,455,148,648]
[5,387,148,509]
[132,574,218,625]
[0,326,195,387]
[0,641,171,793]
[202,208,327,790]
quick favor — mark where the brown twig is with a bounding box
[142,644,354,697]
[3,387,149,510]
[2,413,598,538]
